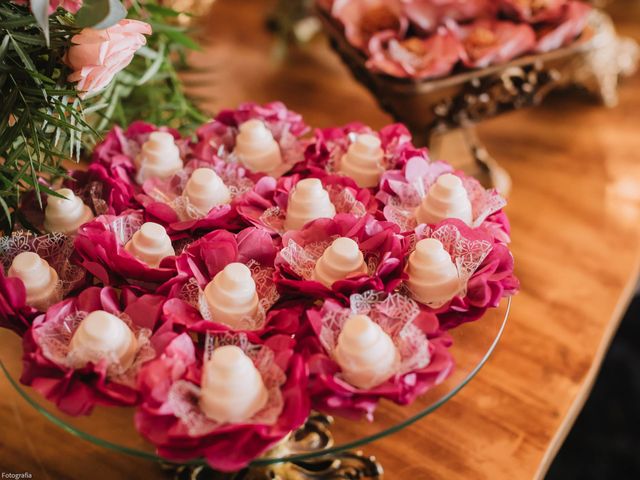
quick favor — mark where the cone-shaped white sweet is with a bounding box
[124,222,175,268]
[70,310,137,369]
[234,119,283,174]
[204,263,259,328]
[200,345,269,423]
[284,178,336,231]
[406,238,460,305]
[8,252,60,310]
[183,168,231,216]
[334,314,399,389]
[44,188,94,235]
[415,174,473,225]
[313,237,367,287]
[135,132,183,184]
[339,134,384,188]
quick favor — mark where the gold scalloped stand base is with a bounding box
[161,414,383,479]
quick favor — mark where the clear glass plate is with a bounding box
[0,298,510,467]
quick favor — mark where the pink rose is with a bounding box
[500,0,568,23]
[367,28,462,79]
[401,0,497,33]
[66,19,152,96]
[331,0,409,51]
[535,1,592,53]
[12,0,82,14]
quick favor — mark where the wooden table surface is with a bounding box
[2,1,640,479]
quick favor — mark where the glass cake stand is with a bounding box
[0,298,510,479]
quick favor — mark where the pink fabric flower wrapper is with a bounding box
[167,227,283,333]
[135,332,310,472]
[236,173,379,236]
[295,122,418,179]
[275,214,408,302]
[407,219,519,329]
[0,232,89,336]
[20,287,166,416]
[377,156,510,243]
[73,210,179,292]
[300,293,454,420]
[135,159,251,235]
[190,102,309,177]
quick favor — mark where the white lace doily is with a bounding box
[318,292,432,384]
[166,332,286,435]
[145,163,253,222]
[177,260,279,331]
[0,231,86,303]
[278,237,377,281]
[382,168,506,232]
[259,185,368,235]
[402,223,493,308]
[34,310,155,387]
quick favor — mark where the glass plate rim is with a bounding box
[1,297,510,467]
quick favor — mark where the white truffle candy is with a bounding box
[334,314,399,389]
[406,238,460,305]
[204,263,259,328]
[234,119,283,174]
[183,168,231,216]
[339,134,385,188]
[284,178,336,231]
[200,345,269,424]
[135,132,183,184]
[313,237,367,287]
[44,188,94,235]
[415,174,473,225]
[70,310,137,369]
[8,252,60,310]
[124,222,175,268]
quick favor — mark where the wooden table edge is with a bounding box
[534,251,640,479]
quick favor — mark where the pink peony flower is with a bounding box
[66,20,152,95]
[73,210,180,292]
[135,332,310,472]
[535,1,592,53]
[451,19,536,69]
[411,219,519,329]
[275,214,408,302]
[191,102,309,175]
[296,122,417,178]
[367,28,462,79]
[235,173,379,236]
[500,0,568,23]
[12,0,82,14]
[299,294,454,420]
[331,0,409,51]
[21,287,166,416]
[401,0,497,33]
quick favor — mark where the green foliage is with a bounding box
[0,0,206,232]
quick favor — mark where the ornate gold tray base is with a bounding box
[162,414,383,480]
[319,9,639,195]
